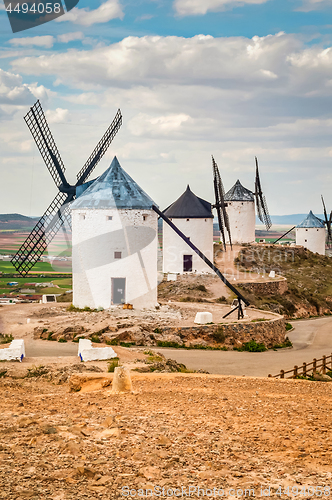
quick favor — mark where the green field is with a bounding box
[0,261,72,295]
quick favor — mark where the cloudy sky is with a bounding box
[0,0,332,217]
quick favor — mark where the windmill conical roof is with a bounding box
[296,211,325,229]
[71,157,157,210]
[224,180,254,202]
[163,185,213,219]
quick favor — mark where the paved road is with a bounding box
[25,340,78,358]
[159,316,332,377]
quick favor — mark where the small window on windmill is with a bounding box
[186,219,190,222]
[80,214,85,221]
[305,239,307,243]
[107,216,113,221]
[306,229,308,231]
[143,214,148,221]
[114,252,122,259]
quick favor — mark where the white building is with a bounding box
[296,211,326,256]
[162,185,214,274]
[71,157,158,310]
[224,180,256,244]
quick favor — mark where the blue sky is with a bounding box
[0,0,332,217]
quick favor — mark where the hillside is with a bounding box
[237,245,332,318]
[0,213,39,231]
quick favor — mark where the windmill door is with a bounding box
[112,278,126,305]
[183,255,193,272]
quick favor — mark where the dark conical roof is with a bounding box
[296,211,325,229]
[225,179,254,202]
[71,156,157,210]
[163,185,213,219]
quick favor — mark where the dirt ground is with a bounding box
[0,373,331,500]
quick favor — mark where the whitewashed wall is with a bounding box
[225,201,255,244]
[296,228,326,255]
[72,208,158,309]
[163,218,214,274]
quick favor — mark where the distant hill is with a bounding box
[0,214,39,231]
[256,214,324,226]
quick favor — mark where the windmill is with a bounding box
[212,156,232,250]
[255,156,272,231]
[11,100,122,276]
[321,195,332,248]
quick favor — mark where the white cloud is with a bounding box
[0,68,48,105]
[45,108,70,123]
[296,0,331,12]
[57,32,84,44]
[4,32,332,215]
[174,0,269,16]
[56,0,124,26]
[9,36,55,49]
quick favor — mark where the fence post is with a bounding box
[313,358,317,372]
[294,365,298,378]
[322,356,326,374]
[280,370,284,379]
[303,362,307,377]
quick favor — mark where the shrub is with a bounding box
[196,285,207,292]
[73,336,86,343]
[26,365,49,378]
[0,334,14,345]
[0,370,7,378]
[108,358,119,372]
[272,337,293,349]
[215,296,227,303]
[47,332,56,341]
[234,340,267,352]
[90,334,101,343]
[153,328,162,334]
[58,338,67,343]
[212,326,225,343]
[285,323,293,331]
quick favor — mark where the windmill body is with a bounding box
[224,180,256,244]
[70,157,158,310]
[296,211,326,256]
[162,186,214,274]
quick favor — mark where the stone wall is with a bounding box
[152,314,285,349]
[238,279,288,296]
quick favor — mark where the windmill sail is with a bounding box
[76,109,122,186]
[11,192,72,275]
[321,195,332,248]
[11,101,122,276]
[212,156,232,250]
[24,100,67,189]
[255,157,272,231]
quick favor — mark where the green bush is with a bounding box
[212,326,225,343]
[285,323,293,331]
[90,334,101,343]
[0,370,7,378]
[0,334,14,345]
[73,336,86,343]
[272,337,293,349]
[153,328,162,334]
[58,338,67,343]
[108,358,119,372]
[196,285,207,292]
[234,340,267,352]
[47,332,56,341]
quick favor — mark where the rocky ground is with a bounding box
[1,374,332,499]
[0,300,280,349]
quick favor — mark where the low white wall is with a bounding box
[78,339,117,362]
[0,340,25,362]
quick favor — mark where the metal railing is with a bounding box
[268,354,332,379]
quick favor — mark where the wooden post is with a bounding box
[303,362,307,377]
[322,356,326,374]
[313,358,317,372]
[280,370,285,379]
[294,365,298,378]
[268,374,272,378]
